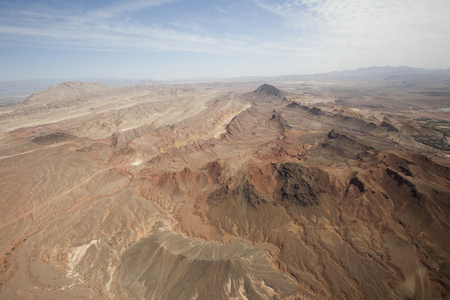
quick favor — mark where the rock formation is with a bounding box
[0,79,449,299]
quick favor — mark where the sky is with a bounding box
[1,0,450,81]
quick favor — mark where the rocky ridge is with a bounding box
[0,81,449,299]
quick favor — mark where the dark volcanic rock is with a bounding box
[234,178,267,208]
[31,132,75,145]
[202,161,222,184]
[323,130,374,158]
[285,102,309,110]
[273,163,324,207]
[309,106,326,116]
[381,121,400,132]
[207,178,266,208]
[332,114,377,132]
[349,177,365,193]
[385,167,424,205]
[386,168,415,188]
[255,84,283,97]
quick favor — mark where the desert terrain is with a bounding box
[0,67,449,299]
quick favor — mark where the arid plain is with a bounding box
[0,67,449,299]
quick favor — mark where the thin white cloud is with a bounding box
[88,0,179,19]
[1,0,449,78]
[214,6,231,14]
[255,0,450,52]
[0,0,275,55]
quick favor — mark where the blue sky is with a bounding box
[1,0,449,81]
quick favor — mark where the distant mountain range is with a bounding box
[1,66,450,99]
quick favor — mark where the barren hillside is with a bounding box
[0,76,449,299]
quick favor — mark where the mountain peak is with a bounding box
[26,81,110,103]
[254,84,283,97]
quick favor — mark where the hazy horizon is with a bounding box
[1,0,450,81]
